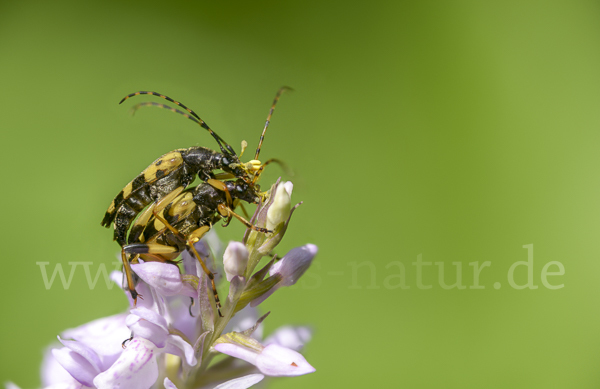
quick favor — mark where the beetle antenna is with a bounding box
[252,158,293,183]
[121,91,237,156]
[254,86,292,160]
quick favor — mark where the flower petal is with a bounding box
[51,348,98,387]
[164,334,197,367]
[110,270,124,289]
[250,244,317,307]
[214,343,259,366]
[163,377,178,389]
[57,337,103,374]
[41,345,79,386]
[126,308,169,348]
[213,374,265,389]
[270,244,317,286]
[129,308,168,332]
[131,263,195,298]
[164,294,199,341]
[61,313,129,370]
[204,229,224,260]
[93,337,158,389]
[182,240,210,277]
[111,270,157,310]
[43,383,87,389]
[255,344,315,377]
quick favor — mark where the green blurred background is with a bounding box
[2,0,600,387]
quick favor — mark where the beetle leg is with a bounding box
[187,225,223,317]
[217,204,272,234]
[122,236,180,303]
[124,243,179,255]
[132,186,185,238]
[137,211,186,259]
[206,179,233,207]
[154,186,185,214]
[188,297,196,317]
[152,205,183,237]
[231,199,251,221]
[213,172,236,180]
[121,250,141,304]
[222,200,250,227]
[207,178,234,226]
[122,334,134,349]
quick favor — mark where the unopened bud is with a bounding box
[223,241,249,281]
[270,244,317,286]
[266,181,293,231]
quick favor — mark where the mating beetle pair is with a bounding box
[102,88,290,315]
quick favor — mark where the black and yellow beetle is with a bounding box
[102,88,290,246]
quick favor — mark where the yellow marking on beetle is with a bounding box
[153,210,167,230]
[207,178,232,207]
[188,225,210,243]
[133,203,156,230]
[122,181,134,199]
[143,151,183,182]
[141,243,178,254]
[107,202,116,214]
[142,252,180,262]
[154,186,185,215]
[169,192,195,218]
[153,217,166,232]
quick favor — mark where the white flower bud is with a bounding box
[266,181,293,231]
[223,241,249,281]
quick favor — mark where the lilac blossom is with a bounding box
[250,244,318,307]
[214,340,315,377]
[8,180,316,389]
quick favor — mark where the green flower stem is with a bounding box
[194,193,278,385]
[244,247,266,280]
[197,241,267,379]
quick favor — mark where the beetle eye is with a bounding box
[222,157,230,165]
